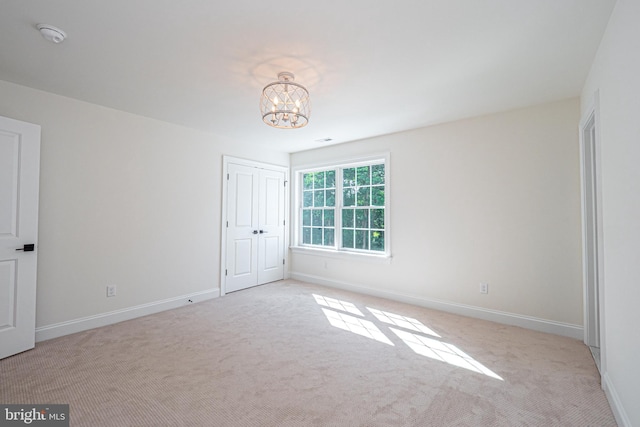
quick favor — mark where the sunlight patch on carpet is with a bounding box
[314,294,502,380]
[321,308,394,345]
[313,294,364,316]
[366,307,441,337]
[389,327,503,380]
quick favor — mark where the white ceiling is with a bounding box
[0,1,615,153]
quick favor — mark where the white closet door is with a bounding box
[257,168,285,285]
[225,163,259,293]
[224,162,286,293]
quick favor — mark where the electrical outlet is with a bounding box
[106,285,117,297]
[479,283,489,294]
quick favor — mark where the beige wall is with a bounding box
[291,98,583,329]
[581,0,640,424]
[0,80,288,328]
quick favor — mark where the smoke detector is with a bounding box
[36,24,67,44]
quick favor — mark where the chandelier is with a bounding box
[260,72,310,129]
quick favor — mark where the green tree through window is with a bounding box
[300,160,386,254]
[302,170,336,247]
[341,164,385,252]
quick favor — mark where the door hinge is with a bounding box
[283,259,285,265]
[225,269,228,276]
[284,180,288,187]
[226,221,229,228]
[283,220,285,226]
[227,173,229,180]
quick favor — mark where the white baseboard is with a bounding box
[35,289,219,342]
[603,372,631,427]
[290,272,583,340]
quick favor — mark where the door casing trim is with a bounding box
[578,91,606,378]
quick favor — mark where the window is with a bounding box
[297,157,388,256]
[302,170,336,246]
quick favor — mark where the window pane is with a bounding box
[356,166,370,186]
[312,210,323,226]
[324,209,334,226]
[343,188,355,206]
[372,186,385,206]
[302,209,311,226]
[343,168,355,187]
[355,209,369,228]
[371,231,384,251]
[371,209,384,229]
[372,164,385,185]
[357,187,370,206]
[300,161,386,254]
[324,228,335,246]
[312,228,323,245]
[342,229,354,248]
[326,170,336,188]
[303,173,314,190]
[326,189,335,207]
[342,209,354,228]
[355,230,369,249]
[303,191,313,207]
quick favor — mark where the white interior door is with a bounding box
[224,161,286,293]
[225,163,259,292]
[0,116,40,359]
[257,168,285,284]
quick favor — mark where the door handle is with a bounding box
[259,230,268,234]
[252,230,259,234]
[16,244,35,252]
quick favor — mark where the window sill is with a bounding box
[290,246,392,264]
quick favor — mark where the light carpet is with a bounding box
[0,280,616,426]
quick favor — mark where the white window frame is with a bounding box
[292,153,391,262]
